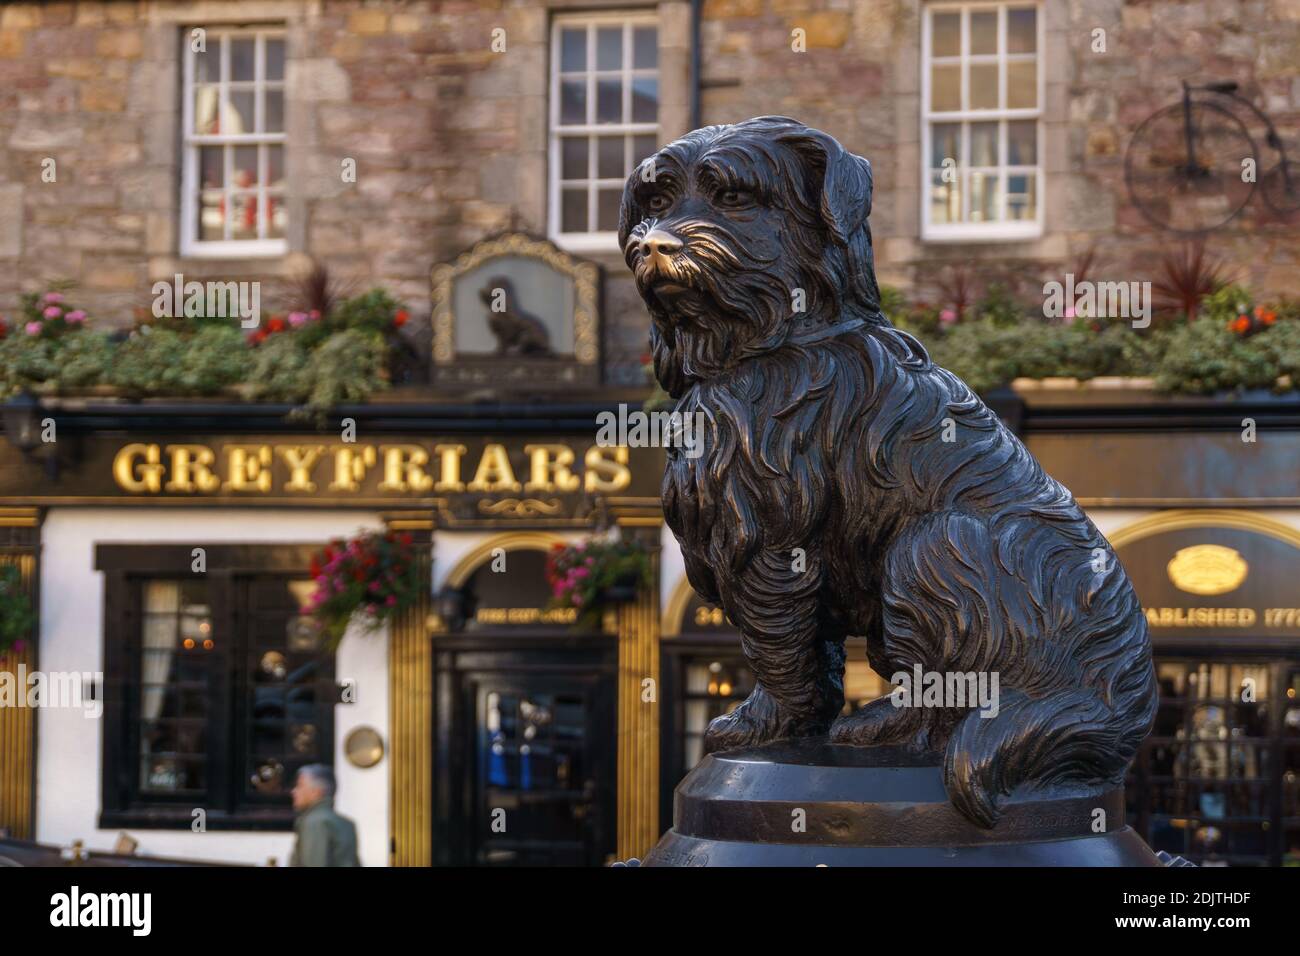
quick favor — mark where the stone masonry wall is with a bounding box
[1,0,1298,386]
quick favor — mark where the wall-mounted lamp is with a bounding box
[2,393,41,453]
[435,585,473,633]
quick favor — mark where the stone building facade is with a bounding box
[1,0,1298,386]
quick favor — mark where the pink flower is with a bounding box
[573,567,589,579]
[43,306,61,319]
[288,311,309,327]
[43,292,64,304]
[65,310,86,322]
[385,595,396,606]
[939,309,957,325]
[24,322,41,335]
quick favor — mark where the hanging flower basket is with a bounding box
[305,530,422,649]
[0,564,34,663]
[545,534,652,629]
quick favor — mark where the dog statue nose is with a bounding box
[640,230,682,258]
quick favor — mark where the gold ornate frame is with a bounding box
[431,232,599,366]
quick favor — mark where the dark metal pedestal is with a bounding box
[643,740,1162,867]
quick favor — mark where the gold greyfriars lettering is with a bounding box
[110,442,632,497]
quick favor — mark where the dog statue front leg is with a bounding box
[703,575,845,753]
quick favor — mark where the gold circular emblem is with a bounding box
[344,726,385,769]
[1166,544,1248,595]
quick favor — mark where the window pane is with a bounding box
[194,85,219,134]
[266,38,285,81]
[931,64,960,111]
[230,194,258,239]
[264,88,284,133]
[230,37,255,82]
[633,26,657,69]
[930,171,960,223]
[198,187,223,241]
[932,12,960,57]
[971,172,1000,222]
[970,11,997,55]
[224,89,255,133]
[931,122,960,168]
[596,78,622,124]
[1007,61,1036,108]
[194,43,219,84]
[266,144,285,188]
[560,78,586,125]
[597,136,623,179]
[561,136,587,179]
[631,76,657,123]
[562,187,588,232]
[970,122,998,166]
[199,145,224,189]
[1007,8,1037,53]
[969,63,998,109]
[233,145,258,188]
[1007,120,1036,164]
[632,134,658,166]
[560,28,586,72]
[596,26,622,70]
[140,579,212,796]
[597,188,622,232]
[1007,173,1036,220]
[268,193,287,239]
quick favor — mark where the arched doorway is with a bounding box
[1111,510,1300,866]
[432,537,616,866]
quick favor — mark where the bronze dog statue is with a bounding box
[479,276,552,356]
[620,116,1156,827]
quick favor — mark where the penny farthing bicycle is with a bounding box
[1125,80,1300,233]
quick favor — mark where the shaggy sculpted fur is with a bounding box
[619,116,1157,827]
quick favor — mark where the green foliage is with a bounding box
[0,334,62,397]
[878,284,908,320]
[0,563,35,659]
[246,328,389,416]
[109,326,247,396]
[973,282,1029,327]
[1153,317,1296,394]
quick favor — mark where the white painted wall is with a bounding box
[36,508,390,867]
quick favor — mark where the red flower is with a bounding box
[1231,315,1251,334]
[394,310,409,328]
[268,317,286,333]
[400,532,413,546]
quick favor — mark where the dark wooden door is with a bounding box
[436,640,615,866]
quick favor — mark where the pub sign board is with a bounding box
[0,435,663,526]
[1115,525,1300,638]
[431,233,601,390]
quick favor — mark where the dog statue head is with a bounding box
[620,116,885,397]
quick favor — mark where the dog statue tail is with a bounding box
[942,610,1158,828]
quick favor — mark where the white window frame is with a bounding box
[180,25,288,259]
[921,2,1045,242]
[548,12,660,254]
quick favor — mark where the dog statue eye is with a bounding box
[645,193,672,214]
[715,188,754,208]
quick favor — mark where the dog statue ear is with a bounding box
[780,128,873,247]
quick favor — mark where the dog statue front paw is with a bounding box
[702,685,783,754]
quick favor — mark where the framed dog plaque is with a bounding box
[431,232,601,390]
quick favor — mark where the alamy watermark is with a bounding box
[1043,273,1152,329]
[595,404,706,459]
[0,666,101,718]
[890,664,1000,718]
[151,274,261,328]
